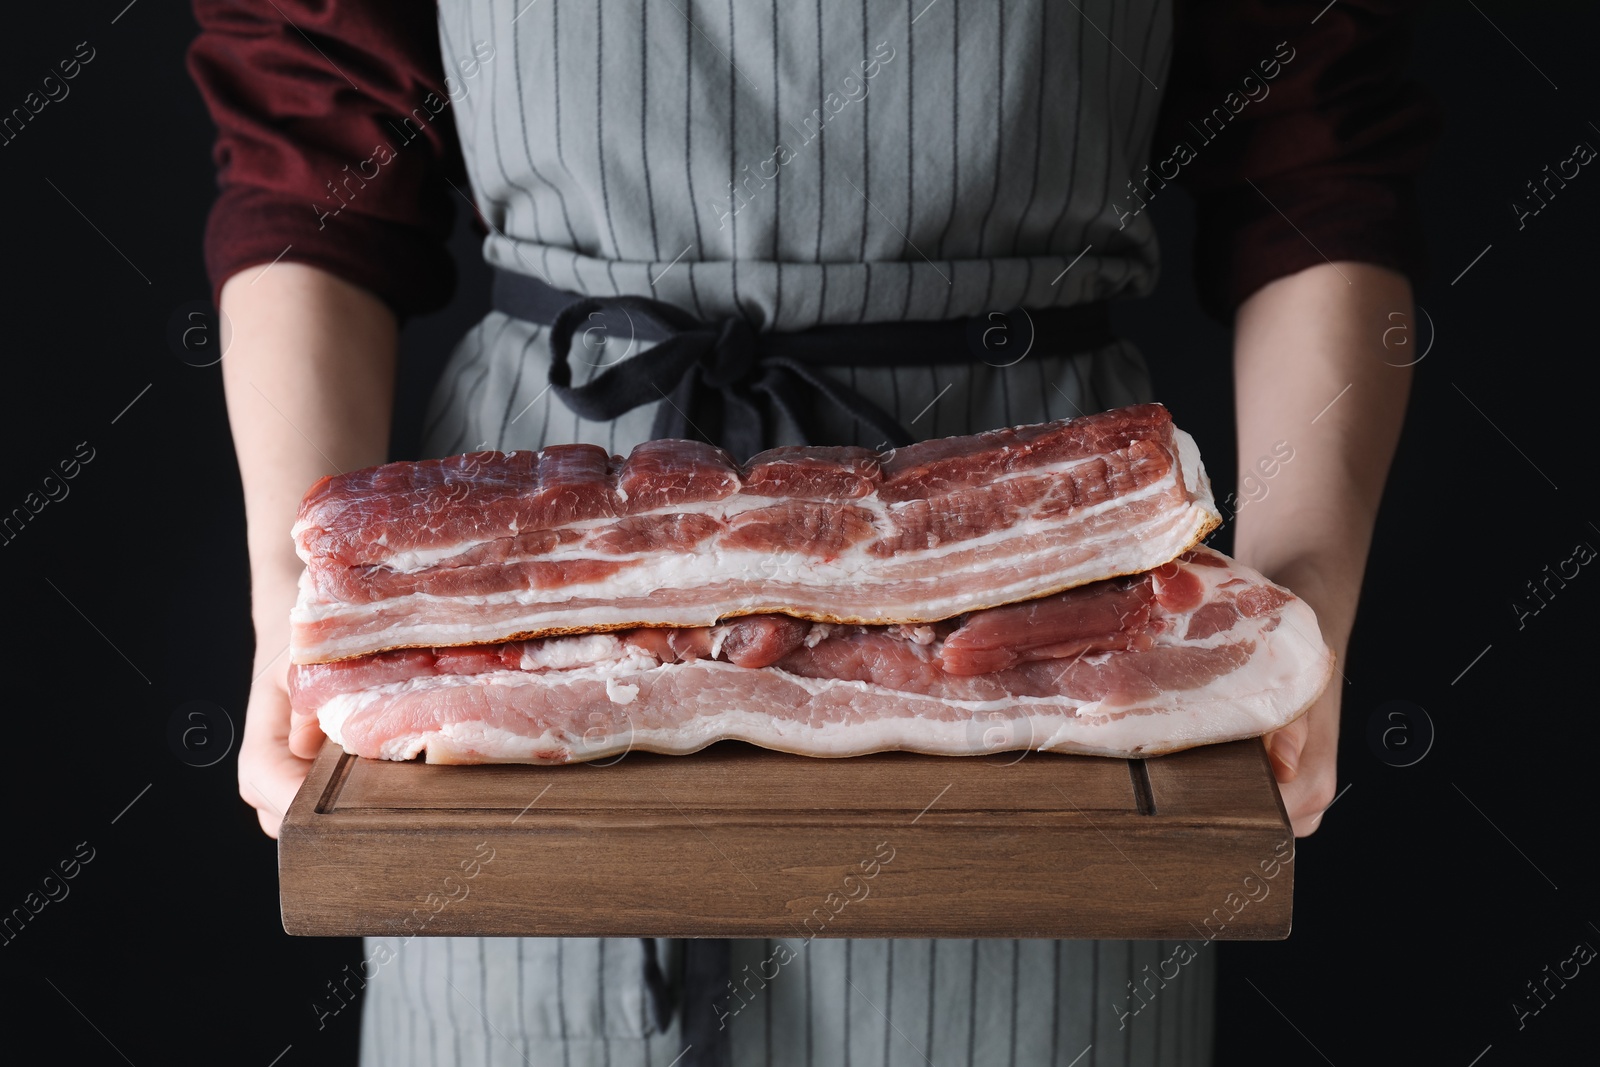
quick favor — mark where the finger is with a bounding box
[241,772,295,837]
[1293,795,1327,838]
[1264,716,1307,783]
[238,680,312,837]
[1276,781,1315,838]
[244,755,310,830]
[258,804,282,840]
[288,707,326,760]
[1286,782,1324,837]
[1277,760,1339,837]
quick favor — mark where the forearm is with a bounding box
[1231,260,1414,653]
[220,262,398,636]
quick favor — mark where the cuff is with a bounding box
[204,185,457,321]
[1193,174,1427,320]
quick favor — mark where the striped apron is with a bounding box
[359,1,1216,1063]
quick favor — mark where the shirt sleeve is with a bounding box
[1155,0,1443,319]
[187,0,466,318]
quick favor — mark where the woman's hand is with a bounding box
[237,565,318,838]
[220,263,398,837]
[1231,261,1415,837]
[1264,681,1341,838]
[239,647,310,839]
[1254,558,1348,838]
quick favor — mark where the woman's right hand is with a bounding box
[218,262,401,836]
[238,568,320,839]
[239,650,308,839]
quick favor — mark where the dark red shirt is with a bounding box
[188,0,1441,321]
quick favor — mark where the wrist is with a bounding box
[1249,554,1357,657]
[248,558,303,635]
[1232,505,1374,651]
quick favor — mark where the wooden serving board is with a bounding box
[281,738,1294,940]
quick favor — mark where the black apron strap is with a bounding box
[678,938,733,1067]
[494,268,1115,461]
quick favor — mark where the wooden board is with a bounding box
[281,738,1294,940]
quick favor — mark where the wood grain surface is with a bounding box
[280,739,1294,940]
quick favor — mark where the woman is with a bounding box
[189,1,1438,1063]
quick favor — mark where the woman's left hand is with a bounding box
[1252,556,1350,838]
[1263,670,1342,838]
[1233,555,1355,839]
[1230,261,1416,838]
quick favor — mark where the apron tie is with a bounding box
[496,268,1116,462]
[546,293,917,460]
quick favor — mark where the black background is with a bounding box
[1,2,1595,1064]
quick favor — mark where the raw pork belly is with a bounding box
[289,404,1219,664]
[289,548,1333,763]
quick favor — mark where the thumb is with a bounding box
[1264,717,1307,783]
[289,708,327,760]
